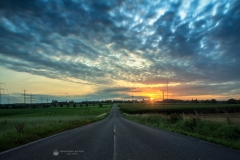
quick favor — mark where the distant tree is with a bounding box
[204,100,210,103]
[60,104,63,108]
[86,103,88,107]
[210,99,217,103]
[69,100,74,104]
[99,103,103,108]
[73,103,76,107]
[192,99,199,103]
[227,99,237,104]
[237,99,240,104]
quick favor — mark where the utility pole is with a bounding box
[22,90,28,104]
[41,97,43,103]
[162,89,166,111]
[132,94,134,102]
[167,81,168,99]
[0,83,7,104]
[7,95,10,104]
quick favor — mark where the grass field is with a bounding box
[118,103,240,150]
[118,103,240,114]
[0,104,112,152]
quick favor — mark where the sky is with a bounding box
[0,0,240,103]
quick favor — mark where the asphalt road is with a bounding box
[1,105,240,160]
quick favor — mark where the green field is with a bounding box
[118,103,240,150]
[0,105,112,152]
[118,103,240,114]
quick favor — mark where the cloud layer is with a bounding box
[0,0,240,100]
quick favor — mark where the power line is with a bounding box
[29,94,35,104]
[162,89,166,111]
[167,81,168,99]
[0,83,7,104]
[22,89,28,104]
[40,97,48,104]
[162,90,165,101]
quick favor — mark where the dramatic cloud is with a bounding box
[0,0,240,100]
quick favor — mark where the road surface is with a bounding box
[1,105,240,160]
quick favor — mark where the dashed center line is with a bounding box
[114,124,116,133]
[113,123,117,160]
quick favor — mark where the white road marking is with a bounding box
[113,123,117,160]
[0,129,73,155]
[0,122,93,155]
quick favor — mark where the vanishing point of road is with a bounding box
[1,105,240,160]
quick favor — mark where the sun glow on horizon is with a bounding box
[0,67,93,97]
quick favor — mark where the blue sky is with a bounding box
[0,0,240,103]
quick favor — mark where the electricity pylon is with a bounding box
[29,94,36,104]
[22,89,29,104]
[0,83,7,104]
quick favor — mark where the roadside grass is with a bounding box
[119,104,240,150]
[0,105,112,152]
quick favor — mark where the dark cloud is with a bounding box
[0,0,240,100]
[170,81,240,98]
[80,87,133,100]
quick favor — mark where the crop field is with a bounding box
[0,105,110,117]
[0,104,112,152]
[179,113,240,124]
[118,103,240,150]
[118,103,240,114]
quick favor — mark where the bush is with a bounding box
[218,126,240,140]
[1,120,7,126]
[168,113,182,123]
[227,99,237,104]
[183,117,199,131]
[121,111,240,150]
[226,117,232,125]
[15,123,25,133]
